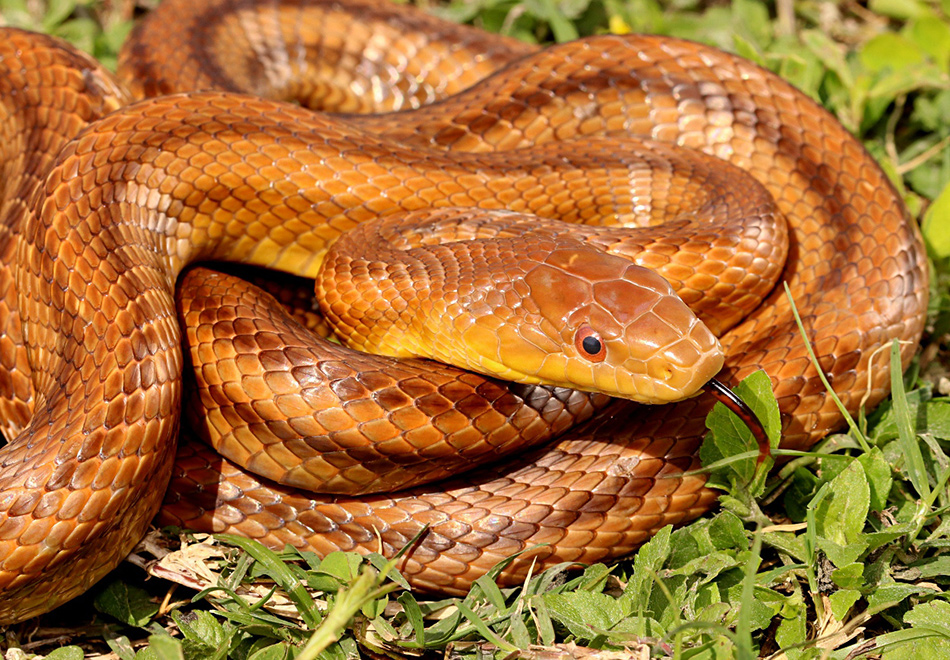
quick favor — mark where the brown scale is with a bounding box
[0,0,931,622]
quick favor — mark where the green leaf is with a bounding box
[730,0,771,50]
[534,597,557,646]
[870,389,935,442]
[470,574,508,611]
[173,610,230,652]
[912,90,950,134]
[922,403,950,441]
[923,180,950,260]
[145,636,185,660]
[774,589,807,658]
[248,643,291,660]
[814,459,870,567]
[782,467,819,522]
[52,17,99,53]
[881,634,950,658]
[365,552,411,591]
[911,555,950,579]
[524,0,579,42]
[865,524,917,554]
[45,648,86,660]
[770,43,824,101]
[831,563,865,591]
[319,551,363,582]
[829,589,861,621]
[817,539,866,571]
[728,582,776,634]
[94,581,160,627]
[508,613,532,649]
[867,584,942,612]
[869,0,932,20]
[904,600,950,637]
[361,594,388,620]
[41,0,78,30]
[622,525,671,615]
[859,448,894,512]
[907,16,950,69]
[860,33,926,74]
[801,29,854,90]
[543,590,624,642]
[755,563,808,588]
[732,34,765,67]
[708,511,748,550]
[105,631,137,660]
[736,370,782,442]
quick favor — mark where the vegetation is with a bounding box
[1,0,950,658]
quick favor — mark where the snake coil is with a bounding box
[0,0,929,623]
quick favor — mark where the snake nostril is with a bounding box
[647,358,676,383]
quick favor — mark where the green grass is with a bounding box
[2,0,950,658]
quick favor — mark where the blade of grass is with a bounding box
[297,564,399,660]
[215,535,321,628]
[784,283,871,452]
[735,527,764,659]
[453,599,520,653]
[890,339,931,500]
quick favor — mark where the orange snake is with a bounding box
[0,0,930,623]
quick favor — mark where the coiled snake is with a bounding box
[0,0,929,622]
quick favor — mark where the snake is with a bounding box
[0,0,930,623]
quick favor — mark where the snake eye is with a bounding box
[574,325,606,362]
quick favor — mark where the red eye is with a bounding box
[574,325,606,362]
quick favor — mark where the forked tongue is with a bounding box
[705,378,771,465]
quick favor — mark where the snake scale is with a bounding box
[0,0,930,622]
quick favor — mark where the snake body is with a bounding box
[0,0,930,623]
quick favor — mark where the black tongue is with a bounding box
[705,378,771,465]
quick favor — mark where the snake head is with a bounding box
[507,246,723,404]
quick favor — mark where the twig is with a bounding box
[775,0,795,37]
[898,134,950,175]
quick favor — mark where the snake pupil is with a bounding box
[582,335,602,355]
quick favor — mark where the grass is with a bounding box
[1,0,950,658]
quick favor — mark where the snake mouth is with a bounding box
[704,378,771,465]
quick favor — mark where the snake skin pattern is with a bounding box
[0,0,930,622]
